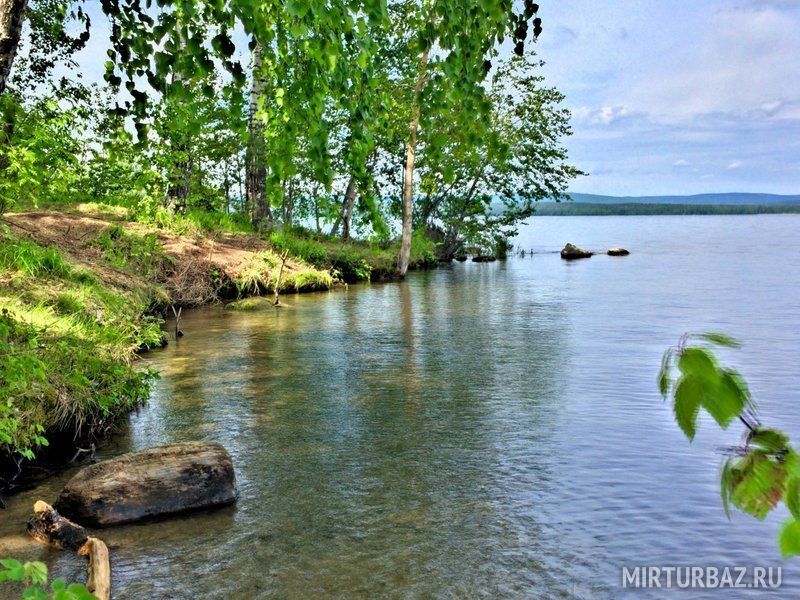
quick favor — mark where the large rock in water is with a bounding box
[54,442,237,527]
[608,247,630,256]
[560,243,593,260]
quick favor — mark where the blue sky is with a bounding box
[47,0,800,197]
[535,0,800,195]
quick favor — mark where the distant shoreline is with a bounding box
[534,203,800,216]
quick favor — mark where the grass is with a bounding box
[225,297,271,311]
[87,225,174,278]
[134,205,255,236]
[233,250,333,296]
[0,232,161,460]
[269,227,439,282]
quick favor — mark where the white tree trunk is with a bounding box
[248,41,270,227]
[399,47,430,276]
[0,0,27,95]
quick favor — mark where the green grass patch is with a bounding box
[87,225,173,278]
[233,250,333,296]
[268,228,438,282]
[225,297,272,311]
[0,233,161,460]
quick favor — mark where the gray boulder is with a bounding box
[54,442,238,527]
[560,243,593,260]
[608,247,630,256]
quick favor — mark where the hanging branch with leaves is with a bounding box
[659,333,800,557]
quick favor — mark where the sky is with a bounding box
[534,0,800,195]
[42,0,800,197]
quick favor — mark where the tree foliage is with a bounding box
[0,0,579,265]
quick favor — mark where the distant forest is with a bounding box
[534,203,800,216]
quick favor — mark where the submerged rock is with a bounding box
[54,442,238,527]
[455,255,468,262]
[560,243,593,260]
[608,247,630,256]
[472,255,497,263]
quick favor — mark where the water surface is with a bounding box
[2,215,799,598]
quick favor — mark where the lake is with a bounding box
[1,215,799,598]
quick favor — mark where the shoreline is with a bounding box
[0,207,439,497]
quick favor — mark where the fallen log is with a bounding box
[54,441,238,527]
[27,500,88,551]
[78,537,111,600]
[27,501,111,600]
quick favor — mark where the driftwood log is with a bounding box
[27,500,88,550]
[27,501,111,600]
[54,441,238,527]
[78,537,111,600]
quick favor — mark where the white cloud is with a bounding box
[673,159,690,167]
[727,161,743,170]
[572,105,633,126]
[625,4,800,119]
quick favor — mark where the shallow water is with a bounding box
[2,215,799,598]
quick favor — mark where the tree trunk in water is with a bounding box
[399,47,430,277]
[0,0,26,95]
[247,42,270,229]
[330,176,357,239]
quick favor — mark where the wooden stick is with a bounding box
[78,537,111,600]
[273,250,289,306]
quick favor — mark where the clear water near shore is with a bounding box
[1,215,799,598]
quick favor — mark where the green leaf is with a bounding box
[658,348,672,398]
[24,561,47,586]
[699,332,742,348]
[701,369,747,428]
[780,518,800,557]
[65,583,96,599]
[749,428,790,453]
[721,458,735,519]
[21,586,48,600]
[673,376,702,441]
[0,559,25,581]
[678,347,718,379]
[786,476,800,520]
[727,452,788,520]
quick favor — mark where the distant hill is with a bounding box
[535,202,800,217]
[558,193,800,206]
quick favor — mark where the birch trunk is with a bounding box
[247,42,270,228]
[398,47,430,276]
[330,176,357,239]
[167,31,191,212]
[0,0,26,95]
